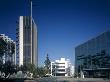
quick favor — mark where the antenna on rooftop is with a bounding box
[30,0,32,19]
[29,0,39,64]
[30,0,33,64]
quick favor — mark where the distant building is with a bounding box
[16,16,38,67]
[51,58,74,76]
[75,30,110,78]
[0,34,16,64]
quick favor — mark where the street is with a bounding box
[35,77,110,82]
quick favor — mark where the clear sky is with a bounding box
[0,0,110,66]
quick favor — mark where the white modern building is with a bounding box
[16,16,38,67]
[70,65,75,76]
[51,58,74,76]
[0,34,16,65]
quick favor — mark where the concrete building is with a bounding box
[0,34,16,65]
[16,16,38,67]
[51,58,74,76]
[75,30,110,78]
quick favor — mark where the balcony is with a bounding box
[55,71,66,74]
[56,68,65,70]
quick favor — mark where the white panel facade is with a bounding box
[19,16,23,66]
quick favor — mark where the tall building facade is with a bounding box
[0,34,16,65]
[75,31,110,78]
[16,16,38,67]
[51,58,74,76]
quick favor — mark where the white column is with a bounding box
[19,16,24,66]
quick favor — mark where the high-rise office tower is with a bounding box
[16,16,38,67]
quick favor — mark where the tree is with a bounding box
[0,37,7,62]
[44,54,51,74]
[0,38,16,78]
[0,37,7,76]
[1,61,17,78]
[19,63,47,78]
[8,42,15,62]
[0,37,15,64]
[33,67,46,78]
[27,63,36,73]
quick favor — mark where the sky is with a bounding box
[0,0,110,66]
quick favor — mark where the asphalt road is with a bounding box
[35,77,110,82]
